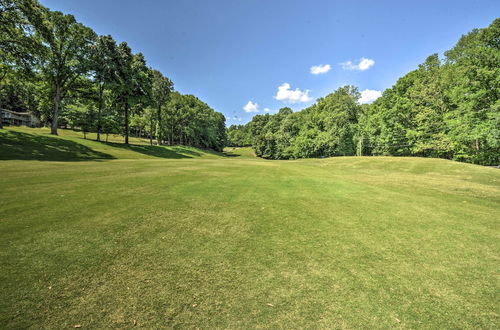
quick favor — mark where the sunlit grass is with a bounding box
[0,126,225,160]
[1,127,499,328]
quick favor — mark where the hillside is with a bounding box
[0,127,227,161]
[1,127,499,328]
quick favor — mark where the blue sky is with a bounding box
[40,0,499,125]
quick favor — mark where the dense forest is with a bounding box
[0,0,226,151]
[228,19,499,165]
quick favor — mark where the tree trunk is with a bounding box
[157,104,162,145]
[97,84,104,141]
[124,101,129,144]
[357,136,363,156]
[51,85,61,135]
[149,115,153,146]
[106,133,109,142]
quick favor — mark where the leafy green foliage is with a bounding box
[89,34,118,141]
[227,124,252,147]
[240,19,499,165]
[33,8,97,134]
[1,1,497,159]
[161,92,226,151]
[0,0,226,151]
[247,87,362,159]
[150,68,173,145]
[363,19,499,165]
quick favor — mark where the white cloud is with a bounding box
[358,58,375,71]
[275,83,312,103]
[359,89,382,104]
[232,116,242,122]
[264,107,271,113]
[310,64,331,75]
[340,57,375,71]
[243,100,259,113]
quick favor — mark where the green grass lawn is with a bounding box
[1,127,499,329]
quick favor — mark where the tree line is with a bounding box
[228,19,499,165]
[0,0,226,151]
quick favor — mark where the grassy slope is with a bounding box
[0,127,499,329]
[0,127,225,160]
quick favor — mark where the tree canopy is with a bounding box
[1,1,497,163]
[238,19,499,165]
[0,0,226,148]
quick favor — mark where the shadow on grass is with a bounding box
[1,128,237,161]
[104,142,194,159]
[222,151,241,157]
[0,130,114,161]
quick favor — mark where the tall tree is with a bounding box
[0,0,41,75]
[90,35,117,141]
[112,42,150,144]
[35,9,96,135]
[150,69,173,145]
[444,18,500,164]
[0,0,43,128]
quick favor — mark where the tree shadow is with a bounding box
[222,151,241,157]
[104,142,194,159]
[0,130,114,161]
[222,148,243,157]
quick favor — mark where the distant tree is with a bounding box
[65,100,95,139]
[150,69,173,145]
[143,107,155,146]
[112,43,151,144]
[101,111,119,143]
[159,91,226,150]
[246,87,361,159]
[90,35,117,141]
[130,112,147,138]
[227,124,253,147]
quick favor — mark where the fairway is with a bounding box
[1,128,499,329]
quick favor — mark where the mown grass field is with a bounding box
[1,127,499,329]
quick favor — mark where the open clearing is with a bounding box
[1,127,499,329]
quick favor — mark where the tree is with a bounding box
[65,99,95,139]
[112,43,151,144]
[444,18,500,164]
[0,0,41,74]
[245,86,361,160]
[90,35,117,141]
[227,124,253,147]
[34,9,96,135]
[1,0,227,152]
[142,107,155,146]
[0,0,44,128]
[158,91,226,150]
[150,69,173,145]
[101,110,119,143]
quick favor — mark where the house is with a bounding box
[0,108,40,127]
